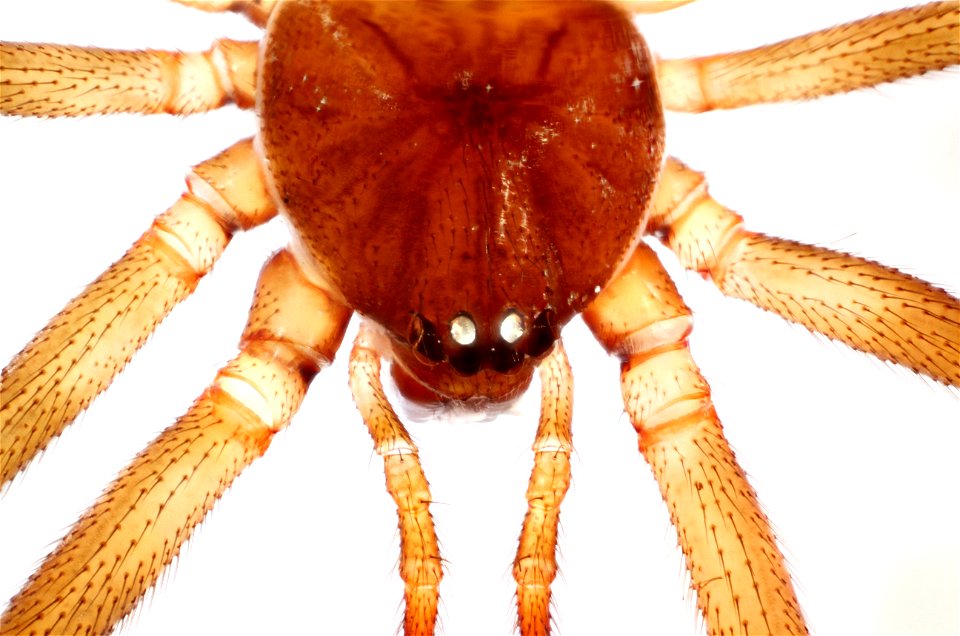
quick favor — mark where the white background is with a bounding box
[1,1,958,635]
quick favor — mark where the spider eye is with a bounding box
[499,309,524,344]
[448,312,481,375]
[409,313,444,364]
[450,313,477,346]
[489,309,525,374]
[490,344,523,374]
[408,308,554,376]
[522,309,558,358]
[449,346,482,376]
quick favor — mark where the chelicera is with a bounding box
[1,2,958,635]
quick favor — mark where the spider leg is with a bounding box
[349,325,443,636]
[0,138,276,487]
[649,156,960,386]
[0,248,352,635]
[173,0,278,27]
[0,38,258,116]
[582,241,807,636]
[514,342,573,636]
[656,1,959,112]
[615,1,696,13]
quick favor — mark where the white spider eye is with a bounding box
[499,310,524,344]
[450,313,477,346]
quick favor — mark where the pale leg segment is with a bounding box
[1,139,276,487]
[0,38,258,116]
[513,343,573,636]
[174,0,279,27]
[583,242,807,636]
[650,156,960,386]
[657,2,959,112]
[616,1,696,13]
[349,325,443,636]
[0,249,353,636]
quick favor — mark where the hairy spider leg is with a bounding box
[0,39,258,116]
[349,325,443,636]
[0,248,352,635]
[583,241,808,636]
[513,343,573,636]
[649,157,960,386]
[655,1,959,112]
[1,139,277,487]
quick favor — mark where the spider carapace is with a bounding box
[261,1,663,401]
[1,1,957,635]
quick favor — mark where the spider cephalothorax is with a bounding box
[261,0,663,389]
[1,1,957,635]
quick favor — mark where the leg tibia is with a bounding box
[658,2,959,112]
[1,139,276,487]
[651,157,960,386]
[1,249,351,635]
[0,39,258,117]
[513,344,573,636]
[583,242,806,636]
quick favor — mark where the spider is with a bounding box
[1,1,958,635]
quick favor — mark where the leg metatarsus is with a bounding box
[583,242,807,636]
[0,249,351,636]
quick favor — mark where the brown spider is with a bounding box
[1,1,958,635]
